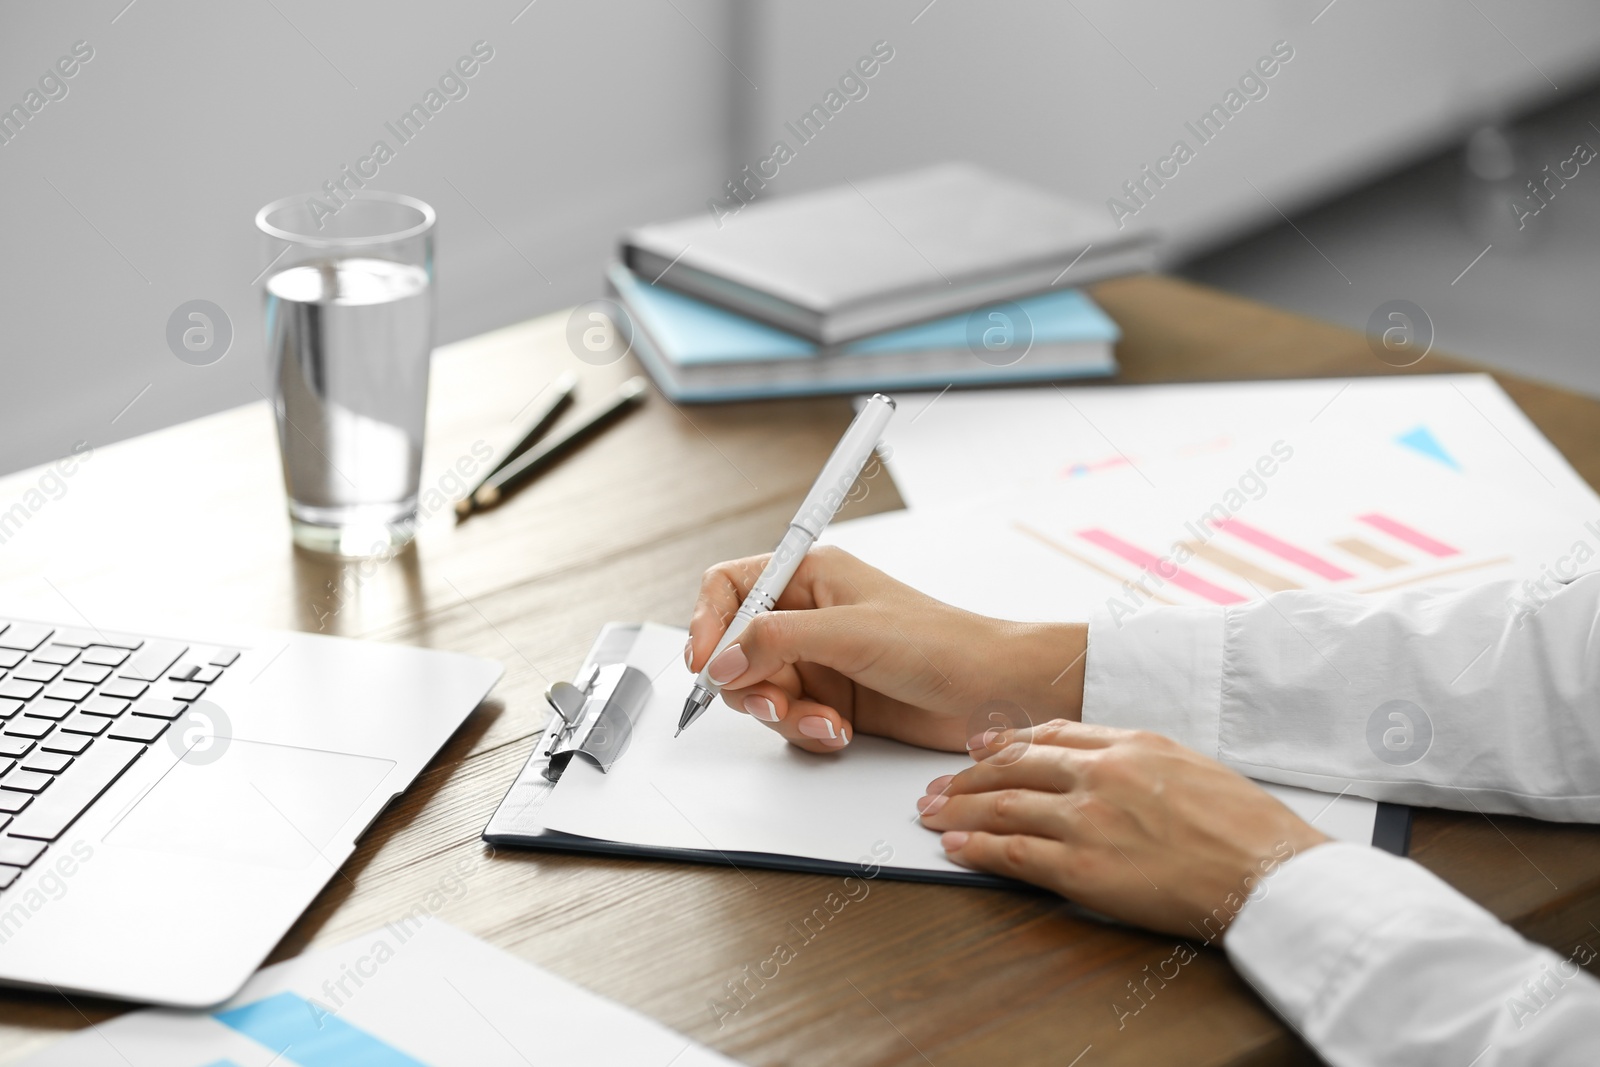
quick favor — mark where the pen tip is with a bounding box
[674,726,682,738]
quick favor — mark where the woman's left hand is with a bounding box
[917,719,1330,938]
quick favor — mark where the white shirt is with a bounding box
[1082,571,1600,1065]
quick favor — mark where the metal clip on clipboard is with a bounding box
[483,623,657,843]
[539,659,652,782]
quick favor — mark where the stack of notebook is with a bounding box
[609,163,1153,402]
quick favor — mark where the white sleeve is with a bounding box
[1226,842,1600,1067]
[1081,571,1600,821]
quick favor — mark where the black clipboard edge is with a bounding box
[1372,803,1413,857]
[483,826,1024,891]
[486,806,1411,887]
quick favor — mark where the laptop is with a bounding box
[0,613,500,1008]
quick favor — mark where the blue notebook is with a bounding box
[606,264,1119,402]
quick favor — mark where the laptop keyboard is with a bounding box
[0,620,239,891]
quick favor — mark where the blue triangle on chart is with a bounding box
[1396,425,1460,470]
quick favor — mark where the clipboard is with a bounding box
[483,623,1016,888]
[483,624,1409,882]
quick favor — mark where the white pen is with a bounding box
[676,393,897,736]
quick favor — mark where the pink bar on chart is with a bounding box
[1077,529,1249,605]
[1357,512,1460,558]
[1212,518,1356,581]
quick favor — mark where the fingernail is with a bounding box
[797,715,836,740]
[707,644,748,685]
[941,831,969,851]
[917,794,947,815]
[744,695,779,722]
[925,774,955,796]
[684,639,693,669]
[821,724,850,749]
[967,729,1006,752]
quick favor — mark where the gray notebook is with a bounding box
[623,162,1157,344]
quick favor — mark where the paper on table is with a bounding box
[873,374,1598,515]
[538,624,1383,873]
[826,437,1598,624]
[18,920,737,1067]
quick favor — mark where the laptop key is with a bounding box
[194,665,223,684]
[0,838,46,868]
[63,663,111,685]
[80,647,130,667]
[0,625,51,653]
[168,663,200,681]
[0,771,51,795]
[53,629,141,650]
[32,645,79,666]
[0,865,19,889]
[39,733,89,755]
[25,699,73,721]
[0,700,21,719]
[0,737,33,758]
[85,632,143,650]
[59,713,109,737]
[0,761,13,779]
[165,682,206,702]
[130,697,186,721]
[99,678,147,700]
[12,662,61,683]
[6,718,53,739]
[210,649,240,667]
[44,681,92,703]
[78,696,128,718]
[0,680,42,701]
[109,717,167,743]
[10,739,142,841]
[0,791,31,814]
[119,640,187,682]
[0,651,22,670]
[22,752,71,774]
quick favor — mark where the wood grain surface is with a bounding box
[0,274,1594,1065]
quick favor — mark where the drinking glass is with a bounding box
[255,192,436,557]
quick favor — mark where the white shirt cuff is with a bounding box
[1082,606,1224,756]
[1226,841,1508,1030]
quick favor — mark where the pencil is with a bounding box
[461,376,649,516]
[455,371,578,520]
[488,371,579,476]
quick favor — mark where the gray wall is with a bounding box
[0,0,736,474]
[733,0,1600,259]
[3,0,1598,475]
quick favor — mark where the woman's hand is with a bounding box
[686,547,1087,754]
[919,719,1330,938]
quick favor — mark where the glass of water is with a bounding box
[255,192,436,557]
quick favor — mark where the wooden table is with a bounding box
[1,275,1596,1065]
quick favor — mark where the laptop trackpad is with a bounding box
[106,740,395,870]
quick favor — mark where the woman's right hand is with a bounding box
[685,546,1088,754]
